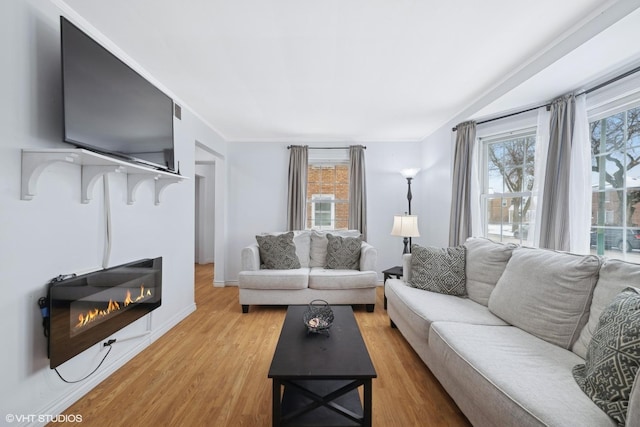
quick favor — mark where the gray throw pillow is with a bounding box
[255,232,301,270]
[572,287,640,426]
[463,237,516,306]
[325,234,361,270]
[573,259,640,358]
[408,245,466,296]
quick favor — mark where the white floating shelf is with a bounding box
[21,148,186,205]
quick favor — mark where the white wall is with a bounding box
[225,141,423,283]
[0,1,225,424]
[416,125,456,248]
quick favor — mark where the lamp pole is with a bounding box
[406,177,413,249]
[406,177,413,215]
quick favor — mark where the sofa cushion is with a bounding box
[238,268,310,290]
[488,247,601,349]
[309,230,361,267]
[385,279,507,343]
[325,234,361,270]
[292,230,312,268]
[256,232,301,270]
[308,268,377,289]
[428,322,617,427]
[408,245,466,296]
[464,237,517,306]
[572,287,640,426]
[574,259,640,358]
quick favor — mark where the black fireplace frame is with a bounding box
[47,257,162,369]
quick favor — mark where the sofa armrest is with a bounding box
[628,370,640,427]
[241,243,260,271]
[402,253,412,282]
[360,242,377,272]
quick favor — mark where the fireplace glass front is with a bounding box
[48,257,162,368]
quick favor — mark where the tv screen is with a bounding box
[61,17,175,172]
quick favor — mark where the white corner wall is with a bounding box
[0,1,225,424]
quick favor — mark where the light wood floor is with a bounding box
[53,264,471,427]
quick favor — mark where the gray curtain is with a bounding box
[539,94,575,250]
[348,145,367,240]
[286,145,308,231]
[449,121,476,246]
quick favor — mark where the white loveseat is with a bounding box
[238,230,378,313]
[385,237,640,427]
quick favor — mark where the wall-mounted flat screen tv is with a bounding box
[61,17,176,172]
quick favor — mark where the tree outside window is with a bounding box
[482,132,536,243]
[590,106,640,258]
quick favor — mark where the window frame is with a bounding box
[589,100,640,258]
[310,193,336,229]
[479,128,536,243]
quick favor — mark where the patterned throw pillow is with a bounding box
[572,287,640,426]
[325,234,362,270]
[408,245,466,296]
[255,232,301,270]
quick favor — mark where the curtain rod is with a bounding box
[452,63,640,132]
[286,145,366,149]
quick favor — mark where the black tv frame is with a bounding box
[60,16,176,173]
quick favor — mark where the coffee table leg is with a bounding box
[272,379,281,426]
[364,378,372,427]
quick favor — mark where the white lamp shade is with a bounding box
[391,215,420,237]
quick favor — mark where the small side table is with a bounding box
[382,266,403,310]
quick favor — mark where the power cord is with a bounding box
[54,339,116,383]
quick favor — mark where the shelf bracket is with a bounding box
[21,149,186,204]
[155,177,183,205]
[127,173,161,205]
[21,151,80,200]
[82,165,125,204]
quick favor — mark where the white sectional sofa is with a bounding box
[385,237,640,427]
[238,230,377,313]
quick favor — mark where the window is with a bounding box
[306,164,349,230]
[590,105,640,259]
[481,131,536,243]
[311,194,334,228]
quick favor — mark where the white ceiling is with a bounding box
[59,0,640,143]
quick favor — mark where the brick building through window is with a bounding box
[306,164,349,229]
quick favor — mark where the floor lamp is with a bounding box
[400,168,420,215]
[391,168,421,254]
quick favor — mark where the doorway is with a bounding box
[194,161,215,265]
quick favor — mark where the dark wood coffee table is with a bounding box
[268,305,377,426]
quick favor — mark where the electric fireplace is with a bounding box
[48,257,162,368]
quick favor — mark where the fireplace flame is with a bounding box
[124,290,133,306]
[75,285,151,330]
